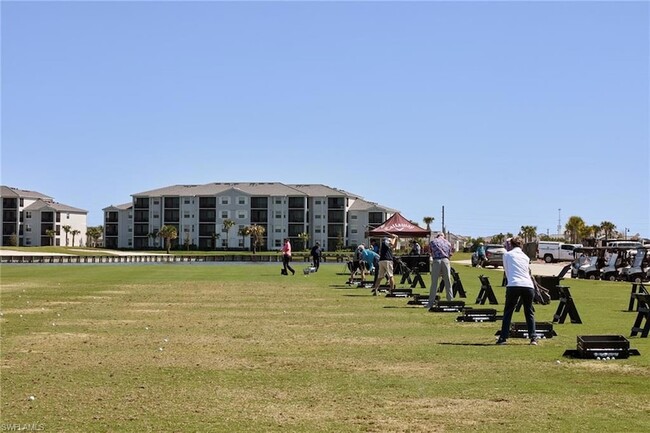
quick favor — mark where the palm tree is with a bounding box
[222,219,235,250]
[298,232,310,251]
[600,221,616,239]
[158,225,178,254]
[45,229,56,246]
[519,225,537,243]
[491,233,506,244]
[249,224,266,254]
[423,216,434,232]
[148,230,160,248]
[238,226,251,249]
[210,232,220,250]
[586,224,601,240]
[71,229,80,247]
[565,216,586,244]
[85,226,103,248]
[62,225,71,246]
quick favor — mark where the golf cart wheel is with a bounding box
[633,276,642,284]
[544,255,553,263]
[605,274,617,281]
[588,273,597,280]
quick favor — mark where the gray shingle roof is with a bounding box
[23,199,87,213]
[0,185,53,201]
[103,202,132,211]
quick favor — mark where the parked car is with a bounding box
[471,244,506,268]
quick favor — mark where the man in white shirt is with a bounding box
[496,236,538,345]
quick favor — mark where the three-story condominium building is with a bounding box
[103,182,397,251]
[0,185,88,247]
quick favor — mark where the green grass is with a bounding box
[1,262,648,432]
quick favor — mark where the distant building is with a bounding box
[103,182,397,251]
[0,186,88,247]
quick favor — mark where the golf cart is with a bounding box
[619,247,649,283]
[572,247,607,280]
[600,247,634,281]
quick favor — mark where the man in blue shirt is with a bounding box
[359,246,379,287]
[476,243,486,267]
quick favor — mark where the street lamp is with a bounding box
[625,228,629,240]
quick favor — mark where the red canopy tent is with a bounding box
[367,213,430,238]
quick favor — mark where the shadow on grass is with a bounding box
[383,305,426,309]
[438,342,497,346]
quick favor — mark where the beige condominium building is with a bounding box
[103,182,397,252]
[0,185,88,247]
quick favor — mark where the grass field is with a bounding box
[1,262,649,432]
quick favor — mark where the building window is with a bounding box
[274,239,282,248]
[184,213,190,219]
[153,214,159,219]
[275,212,282,219]
[184,199,190,204]
[275,228,282,233]
[275,199,282,204]
[221,211,229,219]
[221,197,230,205]
[315,200,322,205]
[238,197,247,205]
[66,213,70,219]
[315,228,321,233]
[350,215,357,220]
[25,238,31,245]
[237,211,246,219]
[351,229,358,234]
[153,200,160,205]
[315,215,321,219]
[25,225,31,232]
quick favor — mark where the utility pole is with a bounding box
[442,205,446,235]
[557,208,561,236]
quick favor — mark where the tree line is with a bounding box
[464,218,632,251]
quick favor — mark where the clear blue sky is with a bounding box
[2,1,648,239]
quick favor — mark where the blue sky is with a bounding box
[2,1,648,238]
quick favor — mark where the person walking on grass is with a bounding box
[281,238,295,275]
[476,242,486,267]
[427,232,453,308]
[496,236,538,346]
[372,234,398,296]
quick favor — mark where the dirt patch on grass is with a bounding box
[571,360,650,374]
[45,301,84,305]
[2,308,51,315]
[0,282,41,293]
[128,309,169,314]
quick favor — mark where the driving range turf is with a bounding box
[1,262,649,432]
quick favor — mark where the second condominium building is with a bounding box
[103,182,397,252]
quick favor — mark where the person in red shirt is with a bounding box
[281,238,295,275]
